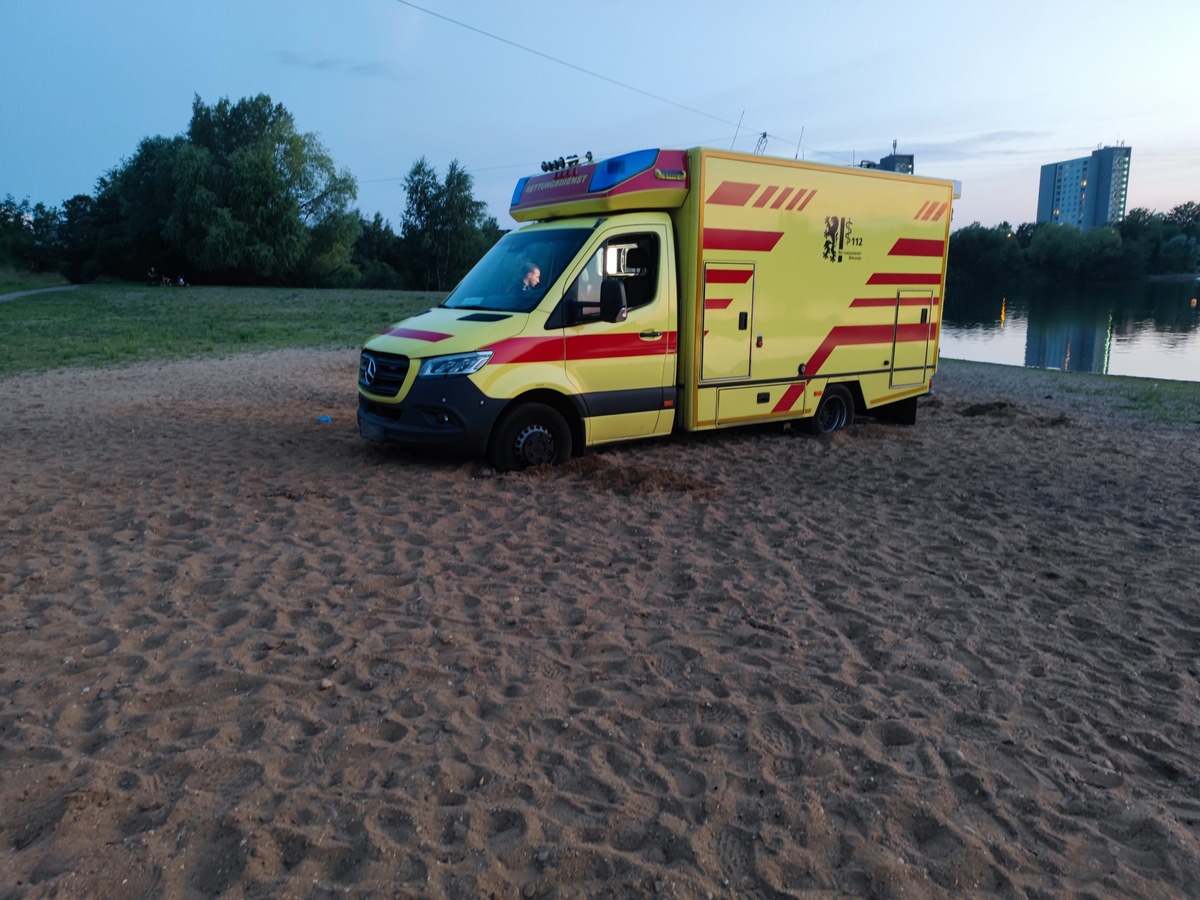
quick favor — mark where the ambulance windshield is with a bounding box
[443,227,592,313]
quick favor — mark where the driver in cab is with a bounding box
[517,262,540,293]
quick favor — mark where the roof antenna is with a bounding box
[731,111,744,150]
[794,126,805,160]
[754,132,768,155]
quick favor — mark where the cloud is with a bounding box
[800,130,1102,172]
[893,131,1056,162]
[275,51,398,81]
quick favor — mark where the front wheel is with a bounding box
[805,384,855,435]
[488,403,573,471]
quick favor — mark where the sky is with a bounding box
[3,0,1198,233]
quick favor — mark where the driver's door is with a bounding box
[560,222,676,444]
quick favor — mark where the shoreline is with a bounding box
[937,356,1200,426]
[4,348,1196,425]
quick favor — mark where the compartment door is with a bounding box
[701,263,755,381]
[890,289,934,387]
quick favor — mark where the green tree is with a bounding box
[947,222,1023,281]
[1079,227,1124,278]
[161,141,221,276]
[1027,224,1085,276]
[58,194,101,282]
[1014,221,1042,250]
[0,195,65,274]
[1117,207,1164,275]
[1026,223,1122,278]
[353,212,404,288]
[1119,207,1161,242]
[400,157,496,290]
[1166,202,1200,241]
[182,94,360,282]
[92,93,359,284]
[1,195,33,269]
[95,135,187,279]
[298,208,362,286]
[1158,234,1199,274]
[400,157,441,289]
[438,160,492,288]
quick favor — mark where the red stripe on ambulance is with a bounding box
[889,238,945,257]
[805,323,939,375]
[787,189,817,211]
[705,298,733,310]
[703,228,784,252]
[914,202,948,221]
[770,187,794,209]
[384,327,452,342]
[705,268,754,284]
[771,382,806,413]
[563,332,678,359]
[866,272,943,285]
[705,181,817,213]
[484,336,564,364]
[850,296,941,308]
[753,186,780,208]
[707,182,759,206]
[485,332,678,365]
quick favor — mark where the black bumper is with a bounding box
[357,376,507,458]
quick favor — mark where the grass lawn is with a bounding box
[4,279,1197,425]
[1055,369,1200,424]
[0,268,71,296]
[0,282,443,376]
[941,358,1200,425]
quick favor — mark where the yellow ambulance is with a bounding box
[357,147,957,470]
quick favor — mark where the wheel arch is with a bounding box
[837,379,866,417]
[497,388,586,458]
[805,380,856,435]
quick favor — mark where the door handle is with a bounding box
[639,330,663,339]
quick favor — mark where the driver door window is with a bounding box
[564,232,659,324]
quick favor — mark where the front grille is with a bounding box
[359,350,409,398]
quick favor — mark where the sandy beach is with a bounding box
[1,350,1198,898]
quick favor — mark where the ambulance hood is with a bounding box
[364,305,532,358]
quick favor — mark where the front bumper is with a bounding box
[357,376,507,458]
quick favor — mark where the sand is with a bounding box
[1,350,1198,898]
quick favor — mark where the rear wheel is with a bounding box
[488,403,573,471]
[806,384,855,435]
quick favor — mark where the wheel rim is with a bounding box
[513,423,556,466]
[819,396,847,432]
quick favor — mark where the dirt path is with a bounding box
[0,284,80,302]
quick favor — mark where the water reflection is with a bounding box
[940,278,1200,382]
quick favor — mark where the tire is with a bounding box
[487,402,573,471]
[805,384,855,435]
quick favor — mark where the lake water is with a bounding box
[939,278,1200,383]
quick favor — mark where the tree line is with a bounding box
[6,95,1197,290]
[948,204,1200,283]
[0,94,503,290]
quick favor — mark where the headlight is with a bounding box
[417,351,493,378]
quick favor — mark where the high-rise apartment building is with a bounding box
[1036,145,1131,230]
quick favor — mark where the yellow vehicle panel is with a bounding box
[675,148,954,430]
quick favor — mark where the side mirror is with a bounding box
[599,279,628,323]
